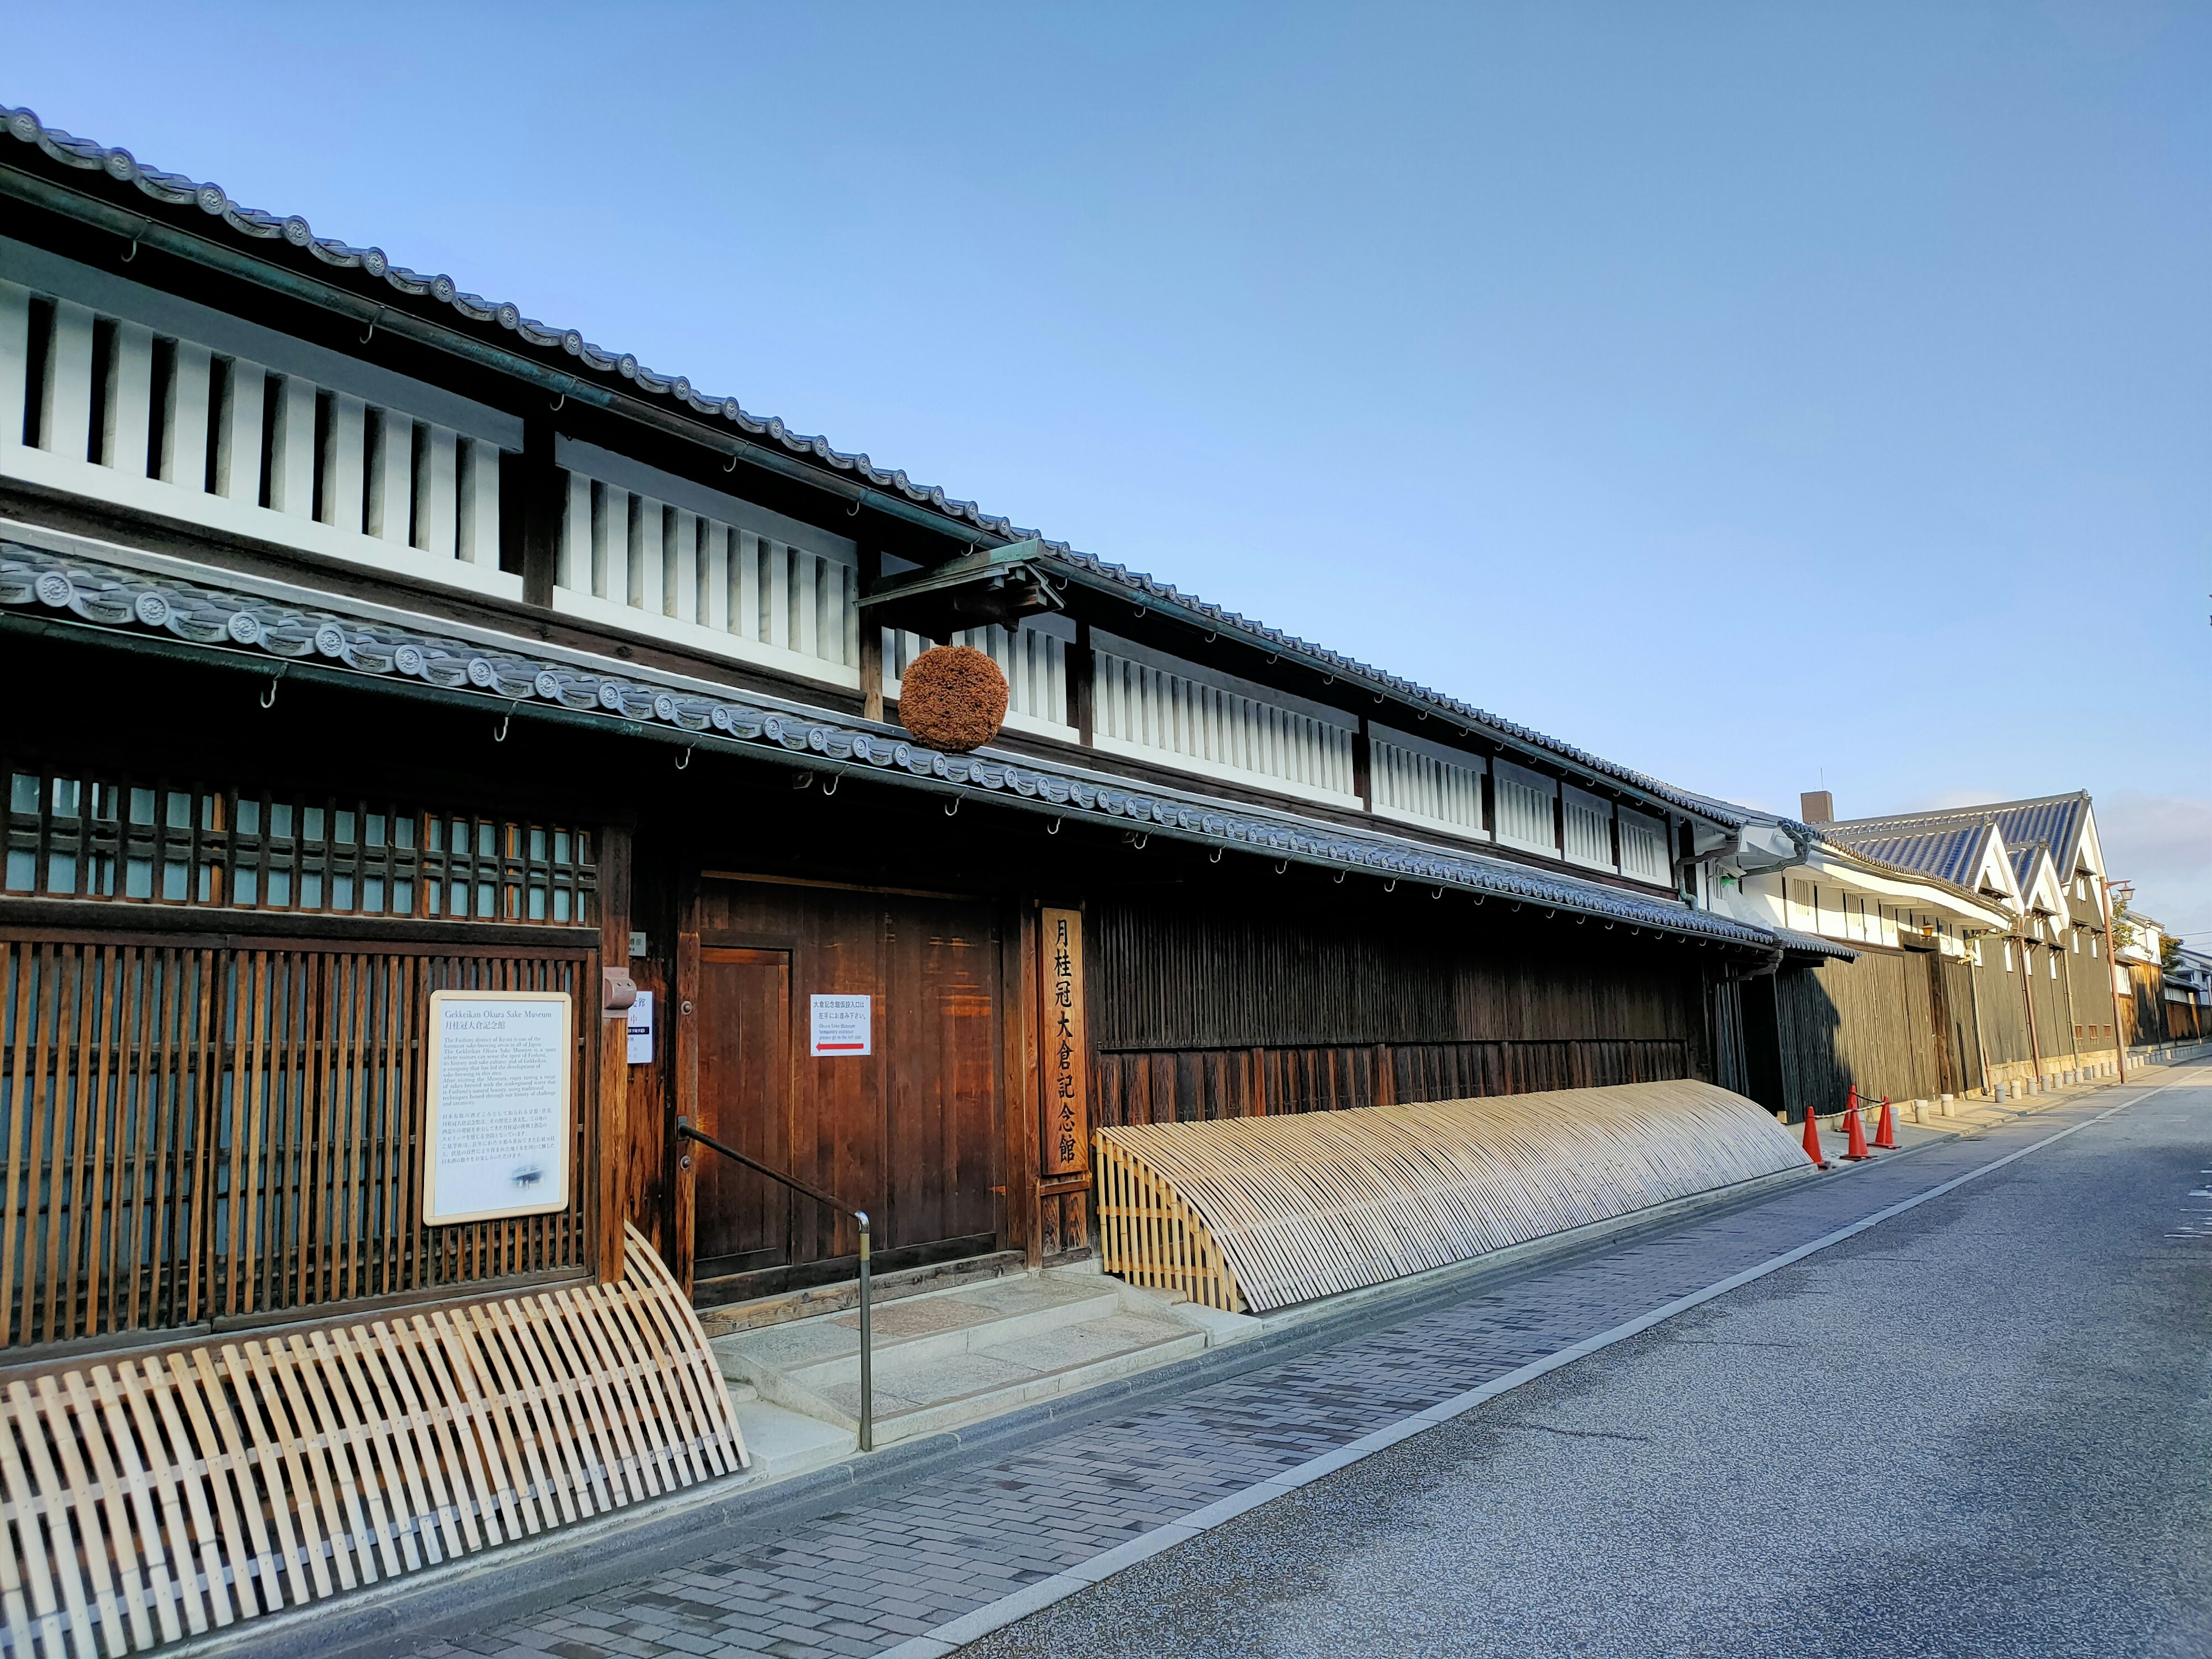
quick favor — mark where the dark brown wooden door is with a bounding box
[885,898,1002,1251]
[695,946,793,1276]
[693,878,1003,1288]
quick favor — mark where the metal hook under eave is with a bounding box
[259,676,281,709]
[1384,879,1397,893]
[551,376,573,413]
[120,218,147,263]
[820,772,839,797]
[723,452,739,474]
[1334,870,1346,884]
[361,306,383,345]
[1046,817,1062,836]
[846,497,862,516]
[1130,831,1149,851]
[1274,859,1289,875]
[1431,886,1445,899]
[944,796,960,817]
[675,747,692,771]
[1209,847,1224,864]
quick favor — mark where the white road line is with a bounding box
[879,1074,2198,1659]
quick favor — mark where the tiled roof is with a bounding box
[1828,823,1995,892]
[1768,927,1861,963]
[1825,794,2093,881]
[0,537,1796,955]
[0,101,1740,834]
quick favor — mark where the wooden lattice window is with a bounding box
[3,769,594,925]
[0,926,596,1350]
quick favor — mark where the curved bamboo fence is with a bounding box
[1095,1080,1807,1313]
[0,1226,743,1658]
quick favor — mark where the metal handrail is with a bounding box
[675,1116,874,1452]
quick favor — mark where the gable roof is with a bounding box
[1821,793,2097,883]
[1833,821,1998,892]
[0,101,1740,835]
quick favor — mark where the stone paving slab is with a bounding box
[411,1086,2142,1659]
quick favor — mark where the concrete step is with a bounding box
[709,1267,1223,1450]
[696,1249,1026,1338]
[732,1396,855,1483]
[805,1312,1206,1446]
[783,1278,1131,1392]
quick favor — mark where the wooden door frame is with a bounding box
[676,870,1023,1293]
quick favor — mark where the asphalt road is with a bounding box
[960,1070,2212,1659]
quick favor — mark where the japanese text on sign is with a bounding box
[1039,908,1088,1176]
[810,994,872,1057]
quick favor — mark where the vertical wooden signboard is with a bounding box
[1040,908,1089,1181]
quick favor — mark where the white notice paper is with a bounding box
[627,990,655,1065]
[810,994,872,1057]
[424,991,573,1226]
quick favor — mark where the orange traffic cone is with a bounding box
[1841,1086,1871,1161]
[1801,1104,1828,1169]
[1873,1095,1897,1149]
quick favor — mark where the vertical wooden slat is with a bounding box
[37,945,82,1345]
[2,942,40,1348]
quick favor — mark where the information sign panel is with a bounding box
[423,990,574,1226]
[810,994,872,1057]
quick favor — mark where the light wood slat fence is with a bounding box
[1096,1080,1810,1313]
[0,1225,742,1657]
[0,929,593,1351]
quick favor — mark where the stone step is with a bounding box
[800,1312,1207,1446]
[696,1250,1026,1338]
[767,1279,1130,1393]
[732,1396,855,1484]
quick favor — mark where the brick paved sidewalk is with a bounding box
[414,1092,2130,1659]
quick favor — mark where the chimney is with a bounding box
[1801,790,1834,823]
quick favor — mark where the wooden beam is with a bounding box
[1009,902,1042,1268]
[858,547,884,725]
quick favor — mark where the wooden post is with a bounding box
[519,415,562,608]
[859,547,884,724]
[2102,880,2129,1083]
[1071,622,1094,749]
[672,876,701,1296]
[595,824,632,1283]
[1009,903,1042,1268]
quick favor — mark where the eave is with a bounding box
[2,531,1784,958]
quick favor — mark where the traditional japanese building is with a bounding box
[0,101,2077,1639]
[1698,789,2131,1113]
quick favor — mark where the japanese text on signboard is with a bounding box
[1040,908,1088,1176]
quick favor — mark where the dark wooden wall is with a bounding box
[1088,891,1700,1127]
[1747,946,1994,1120]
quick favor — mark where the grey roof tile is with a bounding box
[0,539,1796,953]
[0,102,1738,833]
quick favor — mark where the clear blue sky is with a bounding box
[10,5,2209,932]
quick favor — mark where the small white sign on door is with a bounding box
[810,994,872,1057]
[626,990,654,1065]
